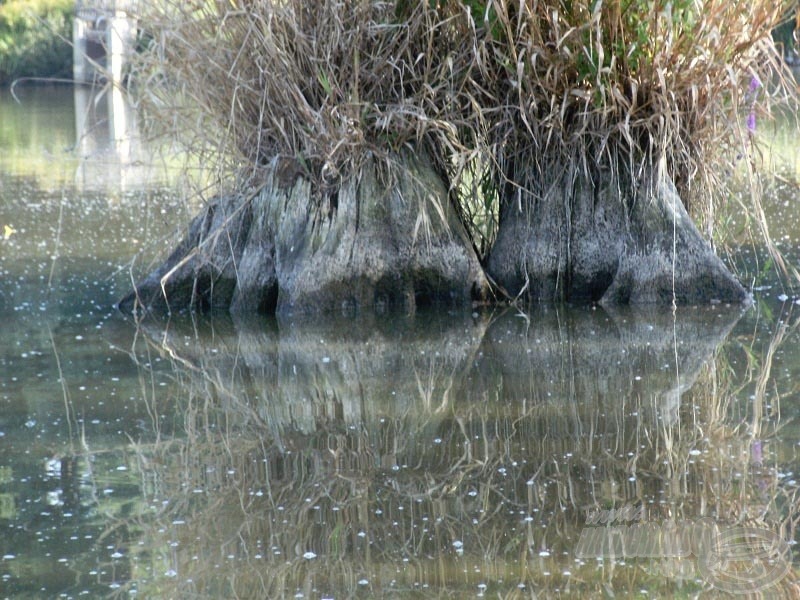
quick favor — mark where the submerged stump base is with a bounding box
[120,160,748,316]
[119,152,489,317]
[486,169,749,306]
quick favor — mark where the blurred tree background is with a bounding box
[0,0,74,84]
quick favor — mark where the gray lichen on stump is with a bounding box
[486,165,749,306]
[118,150,490,317]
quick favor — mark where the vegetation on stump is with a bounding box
[122,0,798,316]
[478,0,795,303]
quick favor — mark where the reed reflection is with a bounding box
[118,306,800,597]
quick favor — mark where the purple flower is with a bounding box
[749,75,761,93]
[747,111,756,133]
[751,439,763,466]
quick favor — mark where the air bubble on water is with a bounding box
[45,458,61,476]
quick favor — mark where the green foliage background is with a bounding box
[0,0,74,84]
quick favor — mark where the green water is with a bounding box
[1,83,800,598]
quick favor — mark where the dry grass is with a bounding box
[130,1,798,269]
[476,0,798,256]
[130,0,482,197]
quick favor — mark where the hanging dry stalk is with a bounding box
[131,0,483,194]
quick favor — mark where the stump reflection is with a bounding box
[118,307,800,597]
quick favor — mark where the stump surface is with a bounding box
[486,168,749,305]
[119,151,490,316]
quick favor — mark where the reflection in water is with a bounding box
[0,84,179,190]
[1,83,799,598]
[112,307,800,597]
[73,83,157,191]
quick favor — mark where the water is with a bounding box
[1,84,800,598]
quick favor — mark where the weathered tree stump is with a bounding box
[486,166,749,305]
[119,150,490,316]
[120,155,749,315]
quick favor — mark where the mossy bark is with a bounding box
[486,166,749,305]
[118,150,490,317]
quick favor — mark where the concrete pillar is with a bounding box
[72,16,89,83]
[72,2,137,85]
[108,9,133,84]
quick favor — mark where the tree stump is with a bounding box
[486,166,749,305]
[119,150,490,316]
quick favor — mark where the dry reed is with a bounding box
[130,1,798,269]
[130,0,482,196]
[474,0,798,256]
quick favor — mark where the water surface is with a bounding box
[1,84,800,598]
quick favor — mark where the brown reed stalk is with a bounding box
[130,1,482,195]
[130,1,798,268]
[476,0,797,254]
